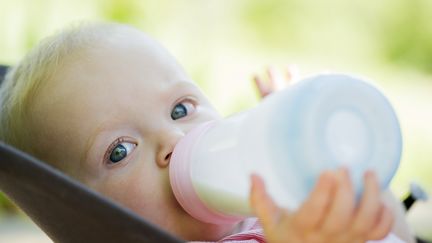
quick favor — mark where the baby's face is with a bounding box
[29,30,234,240]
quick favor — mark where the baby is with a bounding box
[0,22,414,243]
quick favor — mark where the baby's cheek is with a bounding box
[112,171,166,213]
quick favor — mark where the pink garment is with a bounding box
[191,218,264,243]
[190,218,405,243]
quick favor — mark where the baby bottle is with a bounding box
[169,73,402,225]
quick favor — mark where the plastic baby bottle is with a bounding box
[169,73,402,225]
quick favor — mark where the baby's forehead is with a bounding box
[91,26,173,60]
[51,25,174,70]
[30,25,192,117]
[39,45,194,117]
[50,28,186,86]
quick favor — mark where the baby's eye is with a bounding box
[108,141,136,164]
[171,100,195,120]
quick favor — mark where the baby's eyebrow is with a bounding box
[80,119,119,168]
[166,81,200,95]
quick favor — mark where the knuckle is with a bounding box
[324,220,346,234]
[367,216,393,240]
[351,221,369,236]
[292,214,309,229]
[305,233,325,243]
[367,228,388,241]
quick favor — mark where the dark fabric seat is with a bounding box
[0,65,183,243]
[0,65,8,81]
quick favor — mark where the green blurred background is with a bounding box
[0,0,431,241]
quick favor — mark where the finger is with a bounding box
[365,204,394,240]
[253,75,271,98]
[270,68,289,91]
[320,168,355,234]
[285,64,299,83]
[266,67,278,91]
[351,170,381,236]
[293,171,335,230]
[250,174,281,228]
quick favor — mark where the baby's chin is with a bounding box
[164,205,236,241]
[177,217,238,241]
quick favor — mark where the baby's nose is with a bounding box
[156,129,184,168]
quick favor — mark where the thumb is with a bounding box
[250,174,281,228]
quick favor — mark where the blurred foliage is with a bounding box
[0,0,431,214]
[380,0,432,73]
[0,193,18,215]
[2,0,432,75]
[240,0,432,75]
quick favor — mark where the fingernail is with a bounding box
[320,171,334,185]
[320,170,330,177]
[338,167,349,178]
[250,173,258,184]
[341,166,348,173]
[364,170,377,180]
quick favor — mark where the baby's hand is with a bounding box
[249,168,394,243]
[253,65,299,98]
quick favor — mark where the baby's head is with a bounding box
[0,22,234,240]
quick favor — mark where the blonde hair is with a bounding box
[0,22,133,156]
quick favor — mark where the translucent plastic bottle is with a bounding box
[169,73,402,225]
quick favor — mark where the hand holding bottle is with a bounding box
[250,168,394,243]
